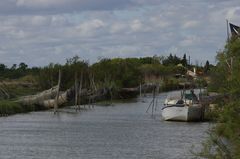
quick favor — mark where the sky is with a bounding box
[0,0,240,67]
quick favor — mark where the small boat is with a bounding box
[162,90,203,121]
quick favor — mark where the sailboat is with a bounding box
[161,90,203,121]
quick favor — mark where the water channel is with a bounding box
[0,91,210,159]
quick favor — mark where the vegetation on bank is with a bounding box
[0,53,210,115]
[0,100,35,116]
[1,54,210,89]
[195,37,240,158]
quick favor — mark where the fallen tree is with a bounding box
[17,85,59,106]
[17,84,106,108]
[17,83,158,108]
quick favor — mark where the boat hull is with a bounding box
[162,105,202,121]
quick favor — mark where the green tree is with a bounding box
[198,36,240,159]
[181,54,188,66]
[204,60,210,74]
[11,64,17,70]
[0,64,7,72]
[18,62,28,71]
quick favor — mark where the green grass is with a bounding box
[6,85,39,98]
[0,100,35,116]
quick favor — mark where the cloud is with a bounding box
[73,19,106,37]
[130,19,142,32]
[0,0,135,15]
[182,20,199,29]
[0,0,240,66]
[16,0,69,8]
[31,16,51,26]
[110,23,127,33]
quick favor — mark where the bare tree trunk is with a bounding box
[17,85,59,105]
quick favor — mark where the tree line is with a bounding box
[0,54,211,91]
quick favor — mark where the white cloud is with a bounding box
[0,0,240,66]
[110,23,127,33]
[150,16,170,28]
[16,0,67,8]
[182,20,199,29]
[179,35,201,47]
[31,16,51,26]
[226,6,240,21]
[73,19,105,37]
[130,19,142,32]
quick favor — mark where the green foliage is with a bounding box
[37,56,89,90]
[216,101,240,158]
[204,60,210,74]
[0,100,34,115]
[140,64,170,76]
[161,77,179,91]
[91,58,141,88]
[192,130,232,159]
[1,54,194,95]
[202,37,240,158]
[182,54,188,66]
[162,53,182,66]
[0,62,37,80]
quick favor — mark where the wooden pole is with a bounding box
[139,83,142,98]
[75,72,78,111]
[146,100,153,113]
[54,69,61,114]
[78,71,83,110]
[227,19,230,42]
[155,84,159,111]
[152,86,156,116]
[146,85,156,115]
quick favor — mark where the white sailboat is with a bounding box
[161,90,203,121]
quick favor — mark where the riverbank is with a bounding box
[0,100,43,116]
[0,76,196,116]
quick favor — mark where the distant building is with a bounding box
[186,68,197,78]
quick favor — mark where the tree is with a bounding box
[204,60,210,74]
[181,54,188,66]
[11,64,17,70]
[0,64,6,72]
[198,35,240,158]
[162,53,183,66]
[18,62,28,71]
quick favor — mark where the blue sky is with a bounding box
[0,0,240,67]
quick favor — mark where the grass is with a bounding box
[0,100,35,116]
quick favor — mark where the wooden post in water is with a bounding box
[139,83,142,98]
[152,86,156,116]
[54,69,61,114]
[92,74,96,108]
[78,71,83,111]
[88,73,95,109]
[155,83,160,111]
[75,72,79,111]
[146,84,157,116]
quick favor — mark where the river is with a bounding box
[0,91,209,159]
